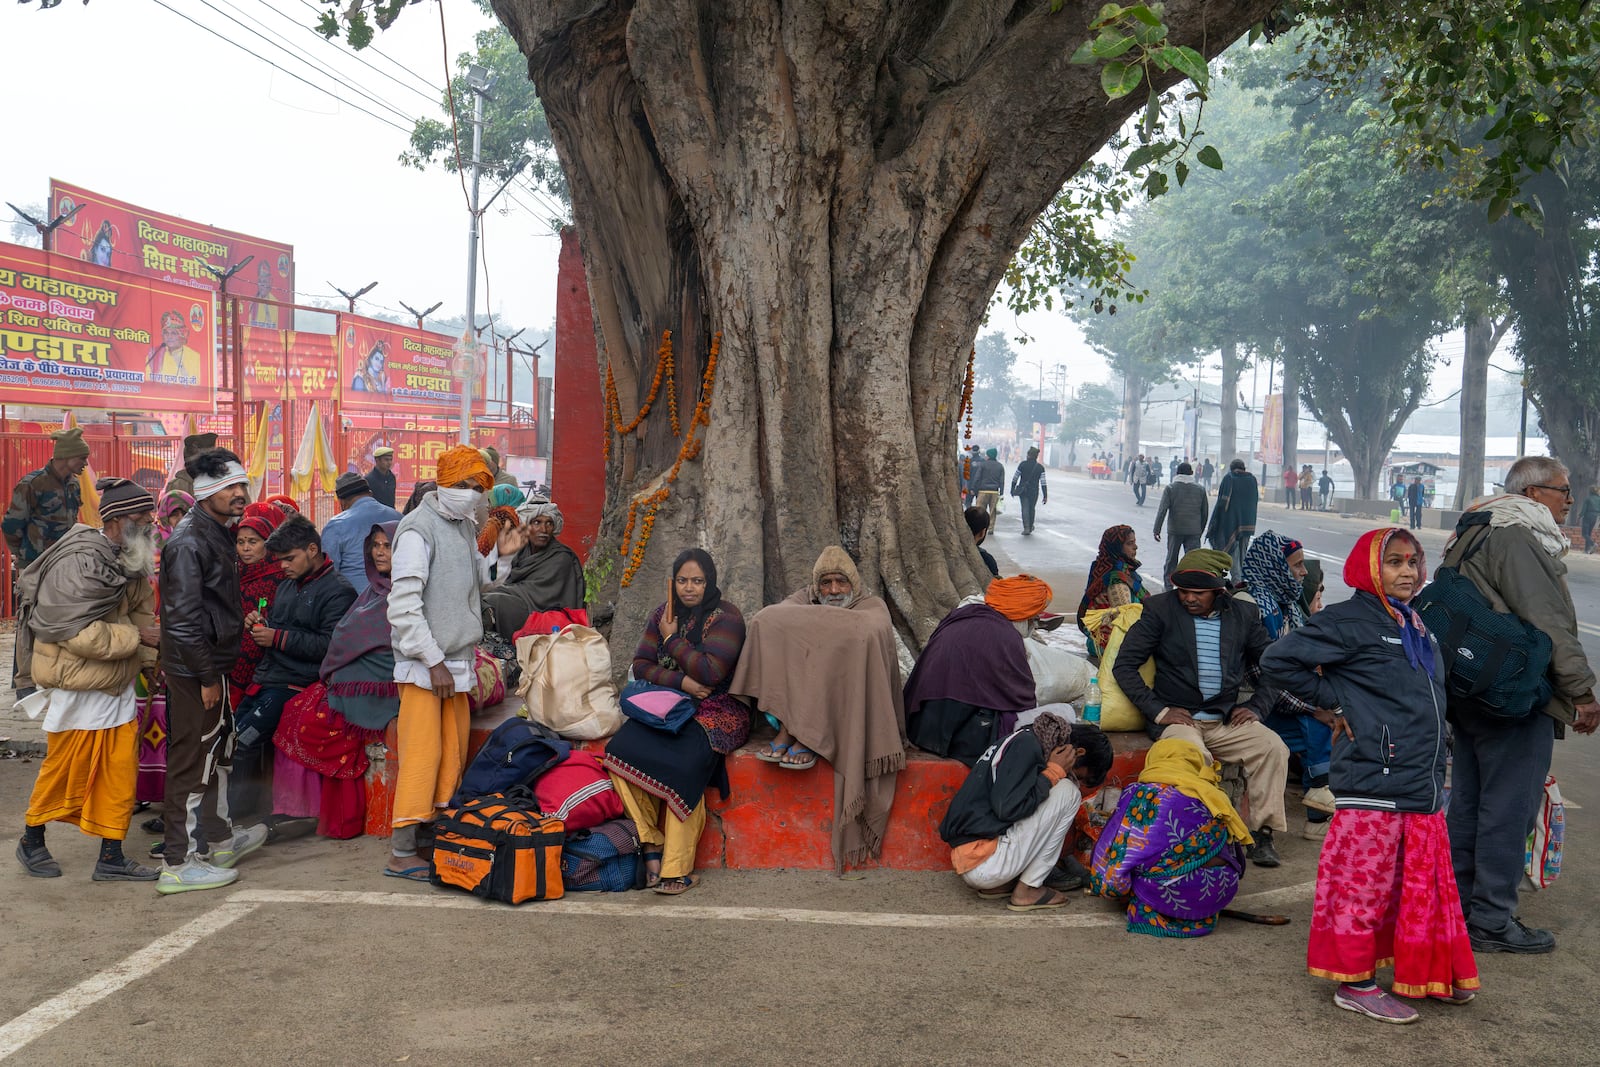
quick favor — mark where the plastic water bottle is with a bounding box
[1083,676,1102,723]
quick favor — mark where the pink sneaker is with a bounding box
[1333,984,1420,1024]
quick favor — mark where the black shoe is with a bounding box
[141,816,164,835]
[1045,855,1088,892]
[1468,918,1556,954]
[16,838,61,878]
[1246,827,1281,868]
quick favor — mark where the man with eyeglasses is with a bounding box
[1441,456,1599,955]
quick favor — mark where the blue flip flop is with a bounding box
[383,864,431,882]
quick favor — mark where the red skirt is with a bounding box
[273,683,383,840]
[1306,808,1479,998]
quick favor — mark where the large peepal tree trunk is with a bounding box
[493,0,1272,655]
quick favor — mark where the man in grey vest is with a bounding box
[383,446,527,880]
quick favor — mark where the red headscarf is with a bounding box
[1343,527,1434,675]
[238,501,284,540]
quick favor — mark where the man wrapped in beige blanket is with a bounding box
[730,546,906,870]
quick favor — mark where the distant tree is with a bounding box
[1057,382,1120,454]
[400,2,568,220]
[970,331,1027,434]
[8,202,45,249]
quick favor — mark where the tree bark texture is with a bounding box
[1453,309,1507,509]
[492,0,1275,655]
[1121,372,1145,471]
[1219,340,1241,464]
[1491,173,1600,503]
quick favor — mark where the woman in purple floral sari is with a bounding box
[1090,738,1252,937]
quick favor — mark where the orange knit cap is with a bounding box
[435,444,493,491]
[985,574,1054,621]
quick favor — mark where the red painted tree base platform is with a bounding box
[362,703,1152,872]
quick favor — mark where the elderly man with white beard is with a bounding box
[14,479,163,881]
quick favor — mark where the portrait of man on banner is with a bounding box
[147,311,201,383]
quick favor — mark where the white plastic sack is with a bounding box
[1025,640,1093,707]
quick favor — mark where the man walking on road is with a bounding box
[157,448,268,894]
[1317,469,1334,511]
[1406,476,1426,529]
[972,448,1006,530]
[1131,455,1150,508]
[1442,457,1600,955]
[1010,447,1048,536]
[1153,462,1208,587]
[1206,459,1259,581]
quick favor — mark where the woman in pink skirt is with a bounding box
[1261,527,1477,1024]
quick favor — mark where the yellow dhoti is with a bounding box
[391,683,470,829]
[25,720,140,840]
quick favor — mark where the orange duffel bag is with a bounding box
[429,789,566,904]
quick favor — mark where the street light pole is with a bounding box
[459,65,493,445]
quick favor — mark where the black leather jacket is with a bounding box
[158,506,243,684]
[1260,591,1447,815]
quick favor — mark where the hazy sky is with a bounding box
[1,0,1486,413]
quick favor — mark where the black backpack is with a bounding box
[1413,520,1554,720]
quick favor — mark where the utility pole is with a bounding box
[199,256,255,447]
[399,299,443,331]
[458,64,495,445]
[7,200,81,252]
[330,280,378,314]
[1517,374,1529,457]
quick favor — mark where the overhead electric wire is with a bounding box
[192,0,420,127]
[147,0,413,135]
[253,0,441,107]
[293,0,441,97]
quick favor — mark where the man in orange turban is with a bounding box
[380,442,522,880]
[907,575,1056,764]
[434,445,493,492]
[985,574,1054,623]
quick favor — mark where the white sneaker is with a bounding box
[156,856,240,895]
[1303,817,1332,842]
[209,823,270,869]
[1303,786,1338,814]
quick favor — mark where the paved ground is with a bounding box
[1,476,1597,1062]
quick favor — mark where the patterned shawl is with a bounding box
[1241,530,1307,640]
[1078,524,1144,629]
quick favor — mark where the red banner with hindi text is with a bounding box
[0,243,215,413]
[49,180,295,318]
[339,315,475,414]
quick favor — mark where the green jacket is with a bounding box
[3,465,82,566]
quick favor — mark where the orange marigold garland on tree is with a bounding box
[604,330,676,464]
[619,331,722,587]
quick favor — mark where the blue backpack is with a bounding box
[451,718,570,807]
[1414,519,1554,720]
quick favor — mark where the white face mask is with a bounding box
[434,486,483,521]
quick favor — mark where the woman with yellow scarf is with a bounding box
[1089,738,1252,937]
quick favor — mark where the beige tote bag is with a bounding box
[514,625,623,740]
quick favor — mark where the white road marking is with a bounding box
[0,903,257,1061]
[1576,621,1600,639]
[229,887,1131,929]
[1231,881,1317,909]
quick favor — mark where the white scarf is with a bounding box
[1450,493,1569,558]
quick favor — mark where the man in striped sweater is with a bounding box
[1111,548,1289,868]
